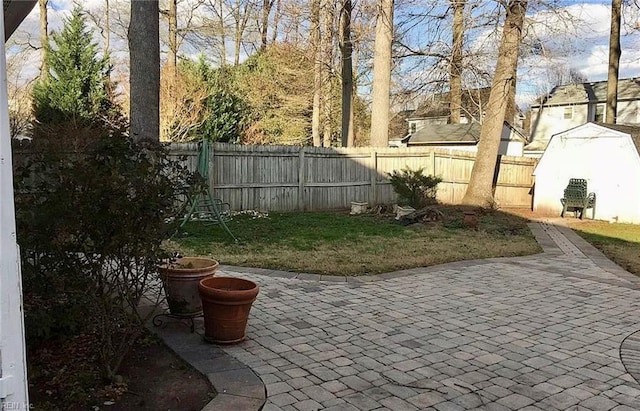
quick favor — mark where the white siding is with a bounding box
[533,124,640,223]
[0,7,30,408]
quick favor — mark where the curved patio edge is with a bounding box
[146,317,267,411]
[218,221,637,286]
[148,219,639,411]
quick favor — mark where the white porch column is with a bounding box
[0,4,30,409]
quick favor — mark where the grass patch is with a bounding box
[166,206,541,276]
[567,220,640,276]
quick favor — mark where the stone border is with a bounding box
[150,320,266,411]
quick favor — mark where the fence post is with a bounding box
[298,147,305,211]
[430,151,436,176]
[370,150,377,205]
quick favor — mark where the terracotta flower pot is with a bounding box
[159,257,219,316]
[463,211,479,231]
[198,277,259,344]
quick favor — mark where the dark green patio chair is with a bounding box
[560,178,596,220]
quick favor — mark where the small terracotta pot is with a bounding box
[463,211,479,230]
[198,277,259,344]
[159,257,218,316]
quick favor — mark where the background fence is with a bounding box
[169,143,537,212]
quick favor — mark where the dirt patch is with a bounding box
[28,333,214,411]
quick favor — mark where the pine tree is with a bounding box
[32,6,116,126]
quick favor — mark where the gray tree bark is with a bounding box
[168,0,178,71]
[340,0,353,147]
[606,0,621,124]
[39,0,48,77]
[129,0,160,143]
[321,0,334,147]
[461,0,528,207]
[311,0,322,147]
[369,0,394,147]
[449,0,465,124]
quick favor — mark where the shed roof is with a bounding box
[594,122,640,153]
[532,78,640,107]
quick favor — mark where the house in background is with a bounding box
[526,78,640,157]
[405,87,524,135]
[392,122,528,157]
[533,122,640,223]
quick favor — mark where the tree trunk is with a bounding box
[449,0,465,124]
[168,0,178,72]
[340,0,353,147]
[271,0,281,43]
[39,0,48,77]
[260,0,274,51]
[217,0,227,65]
[606,0,621,124]
[369,0,394,147]
[129,0,160,143]
[461,0,527,207]
[105,0,110,53]
[321,0,334,147]
[311,0,322,147]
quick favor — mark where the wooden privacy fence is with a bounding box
[169,143,537,212]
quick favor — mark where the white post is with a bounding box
[0,5,30,409]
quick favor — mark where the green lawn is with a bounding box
[567,220,640,276]
[166,206,541,276]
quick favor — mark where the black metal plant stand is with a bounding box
[152,311,203,333]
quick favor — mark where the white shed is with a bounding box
[533,122,640,223]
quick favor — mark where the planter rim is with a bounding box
[160,257,219,275]
[199,277,259,304]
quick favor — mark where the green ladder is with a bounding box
[179,139,238,242]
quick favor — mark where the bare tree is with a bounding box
[129,0,160,143]
[260,0,276,50]
[462,0,528,207]
[168,0,178,71]
[39,0,48,77]
[369,0,394,147]
[311,0,322,146]
[340,0,354,146]
[606,0,622,124]
[449,0,465,124]
[321,0,335,146]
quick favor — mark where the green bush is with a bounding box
[15,127,194,379]
[31,6,121,128]
[388,167,442,208]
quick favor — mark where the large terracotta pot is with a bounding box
[159,257,219,316]
[198,277,259,344]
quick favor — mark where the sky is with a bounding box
[5,0,640,109]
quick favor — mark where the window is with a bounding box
[410,122,417,134]
[595,104,605,122]
[563,107,573,120]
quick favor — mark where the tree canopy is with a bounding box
[32,6,118,127]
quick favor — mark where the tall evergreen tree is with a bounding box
[32,6,116,126]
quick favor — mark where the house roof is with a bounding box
[532,78,640,108]
[3,0,37,40]
[408,87,520,124]
[405,123,481,144]
[406,121,528,146]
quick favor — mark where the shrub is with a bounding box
[388,167,442,208]
[31,6,120,128]
[15,127,194,379]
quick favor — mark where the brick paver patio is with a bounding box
[209,222,640,410]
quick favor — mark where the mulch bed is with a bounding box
[28,332,214,410]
